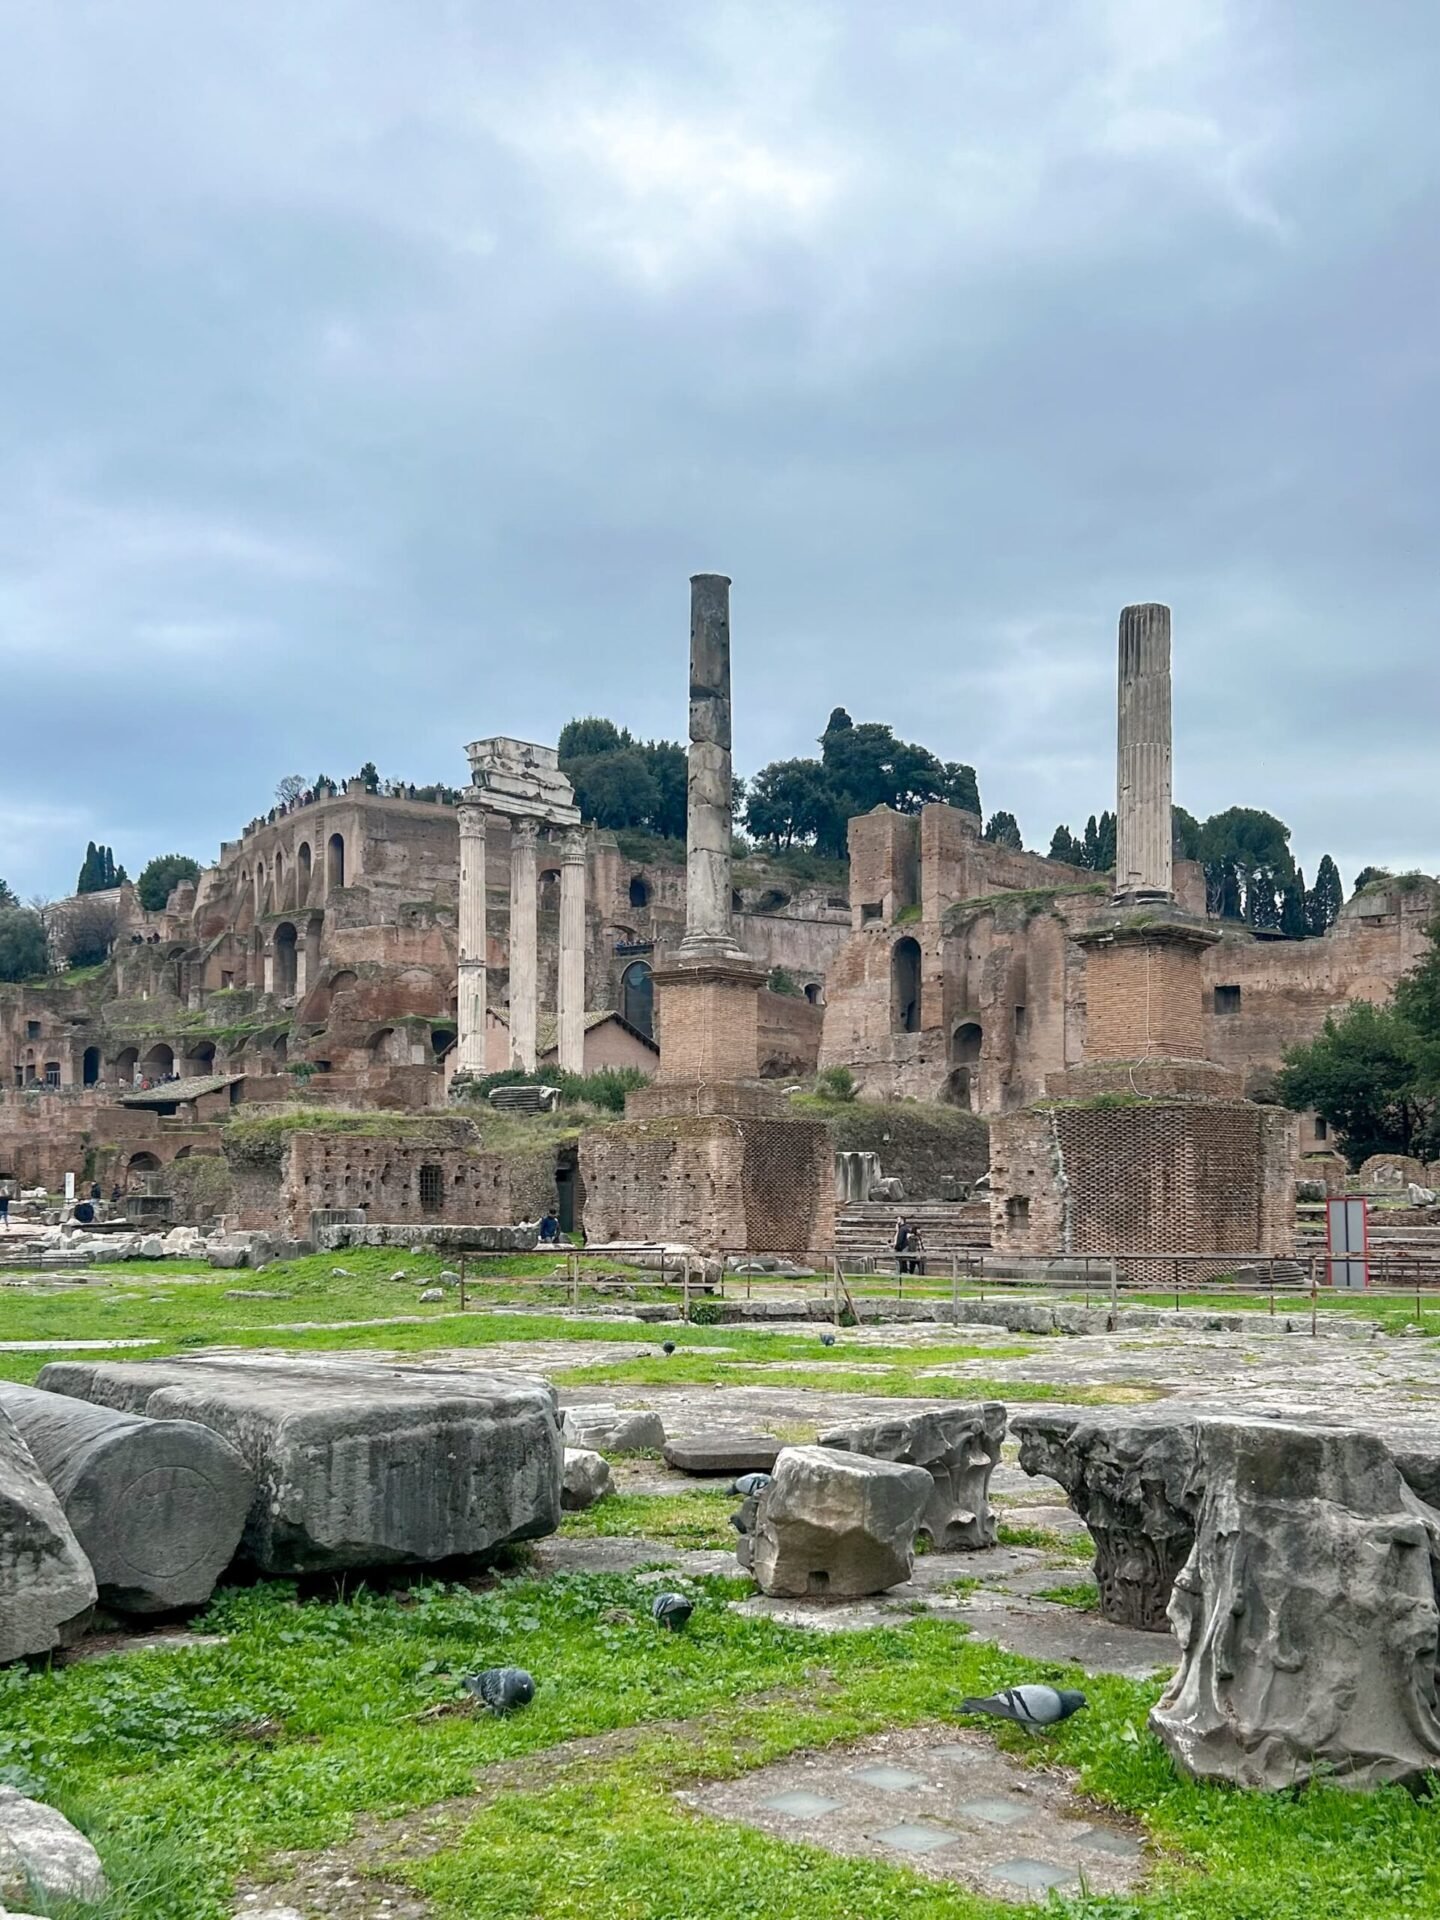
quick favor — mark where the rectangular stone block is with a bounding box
[37,1354,561,1576]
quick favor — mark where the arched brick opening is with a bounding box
[115,1047,139,1085]
[892,938,922,1034]
[621,961,654,1040]
[297,841,313,901]
[82,1046,101,1086]
[273,921,298,998]
[951,1021,983,1066]
[327,833,346,892]
[141,1042,174,1079]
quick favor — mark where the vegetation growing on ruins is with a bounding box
[1279,912,1440,1163]
[942,883,1108,935]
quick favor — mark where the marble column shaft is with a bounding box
[510,818,540,1073]
[1116,602,1174,902]
[679,571,744,962]
[456,803,489,1075]
[558,829,587,1076]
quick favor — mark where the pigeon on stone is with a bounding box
[464,1667,536,1713]
[651,1591,694,1631]
[819,1331,837,1348]
[960,1685,1086,1729]
[661,1341,676,1355]
[732,1472,772,1498]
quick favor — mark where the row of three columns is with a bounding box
[456,807,586,1078]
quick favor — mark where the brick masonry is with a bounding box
[579,1112,836,1254]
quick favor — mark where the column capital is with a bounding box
[511,816,540,850]
[456,802,489,838]
[558,825,587,865]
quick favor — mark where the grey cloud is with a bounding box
[0,0,1437,899]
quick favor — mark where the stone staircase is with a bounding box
[835,1201,991,1266]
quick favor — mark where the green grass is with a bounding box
[560,1489,739,1551]
[1034,1580,1102,1611]
[12,1562,1439,1920]
[997,1525,1096,1564]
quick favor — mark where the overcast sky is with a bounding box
[2,0,1437,903]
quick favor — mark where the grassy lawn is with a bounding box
[4,1493,1436,1919]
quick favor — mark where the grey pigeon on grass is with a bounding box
[661,1341,677,1355]
[464,1667,535,1713]
[819,1331,837,1348]
[960,1685,1086,1729]
[651,1592,694,1631]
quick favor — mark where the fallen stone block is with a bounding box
[662,1433,781,1477]
[751,1445,931,1598]
[206,1240,251,1270]
[0,1382,252,1615]
[562,1448,612,1511]
[0,1407,96,1664]
[1011,1409,1199,1632]
[561,1406,666,1453]
[0,1789,106,1908]
[1152,1420,1440,1791]
[38,1355,562,1577]
[819,1403,1006,1550]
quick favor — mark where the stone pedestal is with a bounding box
[653,959,766,1086]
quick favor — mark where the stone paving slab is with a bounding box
[685,1725,1148,1902]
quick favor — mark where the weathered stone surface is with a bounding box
[38,1355,561,1577]
[1152,1420,1440,1791]
[662,1433,781,1476]
[0,1381,253,1615]
[751,1446,931,1598]
[561,1447,612,1511]
[1011,1410,1199,1631]
[0,1789,107,1907]
[561,1406,665,1453]
[0,1406,96,1664]
[819,1403,1006,1551]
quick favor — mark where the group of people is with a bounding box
[892,1215,926,1276]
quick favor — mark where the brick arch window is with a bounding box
[891,938,922,1034]
[418,1164,444,1214]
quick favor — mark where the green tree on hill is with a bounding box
[1305,854,1344,935]
[136,854,201,913]
[983,810,1023,850]
[76,842,126,894]
[0,907,48,982]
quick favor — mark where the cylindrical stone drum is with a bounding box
[0,1382,253,1615]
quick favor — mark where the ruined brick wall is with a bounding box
[756,989,824,1079]
[989,1100,1297,1265]
[278,1133,558,1239]
[579,1112,834,1253]
[849,811,919,926]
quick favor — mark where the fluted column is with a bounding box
[678,572,745,962]
[1115,602,1174,903]
[509,818,540,1073]
[557,827,587,1075]
[456,802,489,1075]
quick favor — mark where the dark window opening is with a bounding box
[327,832,346,891]
[1314,1116,1328,1141]
[892,937,922,1034]
[43,1061,61,1088]
[951,1021,983,1066]
[621,961,654,1040]
[25,1021,41,1042]
[804,983,822,1005]
[82,1046,101,1087]
[861,901,883,924]
[1006,1196,1031,1229]
[1013,1004,1027,1035]
[1214,985,1241,1015]
[418,1163,444,1213]
[629,875,651,909]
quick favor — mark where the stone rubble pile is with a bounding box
[819,1403,1006,1551]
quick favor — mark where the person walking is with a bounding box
[892,1215,911,1276]
[0,1191,9,1226]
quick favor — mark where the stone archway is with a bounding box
[621,961,654,1039]
[327,833,346,892]
[141,1042,174,1080]
[82,1046,101,1086]
[273,922,298,998]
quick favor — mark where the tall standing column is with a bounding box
[1115,602,1174,903]
[557,828,587,1075]
[679,572,745,962]
[509,818,539,1073]
[456,802,489,1075]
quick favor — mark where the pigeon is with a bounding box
[960,1685,1087,1729]
[651,1592,694,1631]
[729,1505,753,1536]
[463,1667,535,1713]
[819,1331,837,1348]
[661,1341,677,1355]
[732,1472,772,1498]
